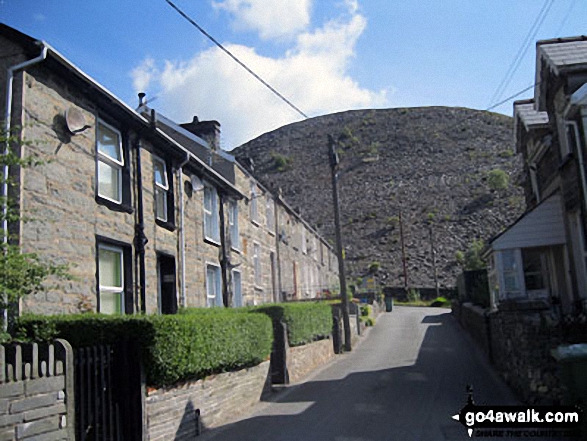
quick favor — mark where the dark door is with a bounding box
[158,254,177,314]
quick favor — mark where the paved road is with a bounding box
[199,307,523,441]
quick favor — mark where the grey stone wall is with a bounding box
[286,339,334,384]
[455,303,566,405]
[145,361,270,440]
[0,340,74,440]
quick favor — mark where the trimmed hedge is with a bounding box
[15,310,273,387]
[253,302,332,347]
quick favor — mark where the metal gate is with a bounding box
[74,340,143,440]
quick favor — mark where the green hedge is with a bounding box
[253,302,332,347]
[15,310,273,387]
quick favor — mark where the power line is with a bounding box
[164,0,309,120]
[487,0,554,108]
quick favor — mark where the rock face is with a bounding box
[232,107,525,289]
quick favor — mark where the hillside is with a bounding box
[232,107,525,289]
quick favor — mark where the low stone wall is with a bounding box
[286,338,334,384]
[145,361,270,440]
[458,302,490,355]
[454,302,566,405]
[0,340,74,440]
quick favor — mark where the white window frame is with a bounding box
[228,200,240,250]
[250,183,259,225]
[203,185,220,243]
[253,242,262,287]
[153,155,169,222]
[266,196,275,233]
[498,249,524,300]
[232,269,242,307]
[96,120,124,204]
[98,243,125,314]
[206,263,223,307]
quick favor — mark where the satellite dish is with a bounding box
[65,106,90,134]
[191,175,204,192]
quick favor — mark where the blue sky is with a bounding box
[2,1,586,149]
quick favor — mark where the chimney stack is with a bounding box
[180,116,221,151]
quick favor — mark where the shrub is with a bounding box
[487,169,509,191]
[15,310,273,387]
[360,304,372,317]
[368,261,380,274]
[253,302,332,347]
[270,151,293,172]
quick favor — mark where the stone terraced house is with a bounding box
[0,24,339,316]
[487,36,587,316]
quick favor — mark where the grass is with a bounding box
[394,297,452,308]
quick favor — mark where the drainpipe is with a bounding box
[177,153,190,308]
[3,45,48,329]
[133,139,147,313]
[218,193,230,307]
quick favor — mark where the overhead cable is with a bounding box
[165,0,309,120]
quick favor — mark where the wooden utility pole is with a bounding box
[399,209,408,291]
[328,135,352,352]
[429,223,440,298]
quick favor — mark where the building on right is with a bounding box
[487,36,587,315]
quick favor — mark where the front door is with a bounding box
[158,254,177,314]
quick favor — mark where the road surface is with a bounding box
[199,307,531,440]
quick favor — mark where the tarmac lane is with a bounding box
[198,306,565,441]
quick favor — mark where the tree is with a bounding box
[456,239,486,271]
[1,126,69,335]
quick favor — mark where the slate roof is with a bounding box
[514,100,549,131]
[538,37,587,72]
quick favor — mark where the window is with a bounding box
[266,197,275,232]
[204,185,220,242]
[98,244,125,314]
[250,183,259,224]
[232,270,242,307]
[501,250,523,299]
[206,264,223,307]
[153,156,171,223]
[254,243,262,287]
[97,121,124,203]
[228,200,240,250]
[563,121,580,158]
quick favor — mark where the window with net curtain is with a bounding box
[204,185,220,242]
[98,244,124,314]
[97,121,123,203]
[153,156,169,222]
[206,264,222,307]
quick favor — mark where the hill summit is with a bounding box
[232,106,525,289]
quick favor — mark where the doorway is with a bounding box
[158,254,177,314]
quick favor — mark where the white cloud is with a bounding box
[130,58,157,94]
[212,0,312,40]
[132,1,389,148]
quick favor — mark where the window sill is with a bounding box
[204,237,221,247]
[156,218,176,232]
[96,195,133,214]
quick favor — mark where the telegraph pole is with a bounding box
[399,209,408,292]
[429,223,440,298]
[328,135,352,352]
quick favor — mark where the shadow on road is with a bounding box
[198,311,523,441]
